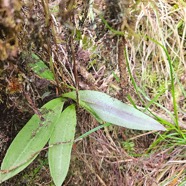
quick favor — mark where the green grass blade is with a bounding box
[144,37,179,128]
[75,122,111,142]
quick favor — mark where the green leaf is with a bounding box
[0,98,64,183]
[63,90,166,131]
[48,104,76,186]
[29,53,55,81]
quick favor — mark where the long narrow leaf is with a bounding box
[48,104,76,186]
[0,98,64,183]
[63,91,166,131]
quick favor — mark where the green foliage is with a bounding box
[121,141,135,152]
[123,40,186,147]
[0,90,165,185]
[49,105,76,186]
[0,98,64,183]
[63,90,166,131]
[0,51,166,185]
[29,53,55,82]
